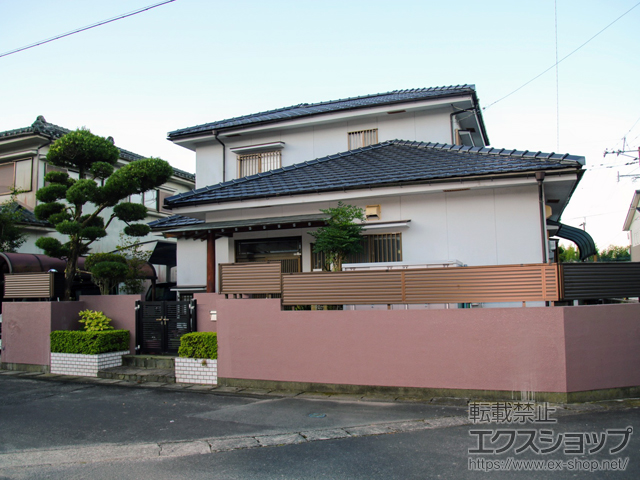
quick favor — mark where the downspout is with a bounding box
[213,131,226,183]
[535,171,548,263]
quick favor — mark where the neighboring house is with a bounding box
[623,190,640,261]
[0,116,196,283]
[154,85,595,299]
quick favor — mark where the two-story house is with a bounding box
[0,116,196,283]
[154,85,595,299]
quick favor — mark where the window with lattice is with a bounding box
[237,151,281,177]
[312,232,402,270]
[348,129,378,150]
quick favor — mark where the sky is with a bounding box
[1,0,639,249]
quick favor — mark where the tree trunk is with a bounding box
[64,238,80,301]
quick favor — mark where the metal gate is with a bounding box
[135,300,196,355]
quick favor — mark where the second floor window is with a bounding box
[0,159,33,195]
[237,151,281,178]
[348,129,378,150]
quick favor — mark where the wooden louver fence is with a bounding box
[219,262,282,295]
[281,264,560,305]
[3,272,55,299]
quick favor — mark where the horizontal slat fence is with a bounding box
[3,272,54,299]
[560,262,640,300]
[219,262,282,295]
[281,264,559,305]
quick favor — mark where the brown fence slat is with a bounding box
[219,262,282,294]
[281,264,559,305]
[4,272,54,298]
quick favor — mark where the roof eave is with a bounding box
[166,166,582,210]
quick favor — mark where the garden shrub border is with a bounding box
[175,332,218,385]
[50,330,129,355]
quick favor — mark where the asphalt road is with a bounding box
[1,374,639,479]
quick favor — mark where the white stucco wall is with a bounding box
[193,108,455,189]
[176,182,544,290]
[176,237,207,288]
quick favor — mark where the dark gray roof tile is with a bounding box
[168,85,478,139]
[165,139,585,208]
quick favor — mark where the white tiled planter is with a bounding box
[175,357,217,385]
[50,350,129,377]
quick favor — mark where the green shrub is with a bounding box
[78,310,114,331]
[178,332,217,359]
[50,330,129,354]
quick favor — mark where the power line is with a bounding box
[0,0,176,59]
[484,1,640,110]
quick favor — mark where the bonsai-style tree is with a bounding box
[309,202,365,271]
[34,128,173,300]
[0,189,27,252]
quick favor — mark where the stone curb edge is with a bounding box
[0,416,470,469]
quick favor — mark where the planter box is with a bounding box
[175,357,217,385]
[50,350,130,377]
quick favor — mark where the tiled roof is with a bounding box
[0,116,195,182]
[4,204,52,228]
[148,214,203,230]
[165,140,585,208]
[168,85,478,139]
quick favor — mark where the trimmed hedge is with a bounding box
[178,332,217,360]
[50,330,130,355]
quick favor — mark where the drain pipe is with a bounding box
[213,130,226,183]
[535,171,548,263]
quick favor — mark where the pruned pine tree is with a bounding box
[34,128,173,300]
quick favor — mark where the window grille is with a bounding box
[348,129,378,150]
[312,233,402,270]
[237,151,281,177]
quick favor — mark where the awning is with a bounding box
[163,213,330,240]
[0,252,156,279]
[548,220,597,261]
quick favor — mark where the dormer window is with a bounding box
[348,129,378,150]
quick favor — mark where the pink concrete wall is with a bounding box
[1,302,83,367]
[563,304,640,392]
[193,293,219,333]
[216,299,570,393]
[215,300,640,394]
[80,295,142,353]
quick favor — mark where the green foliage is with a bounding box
[35,128,174,300]
[34,202,65,222]
[89,162,114,179]
[598,245,630,262]
[46,128,119,174]
[78,309,115,331]
[66,179,99,205]
[178,332,218,360]
[35,236,68,258]
[50,330,129,354]
[36,184,68,203]
[124,223,151,237]
[0,189,27,253]
[102,158,173,205]
[309,202,365,271]
[116,233,152,294]
[85,254,129,295]
[44,170,73,185]
[114,202,147,222]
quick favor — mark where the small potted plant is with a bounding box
[50,310,130,377]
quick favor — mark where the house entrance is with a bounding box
[235,237,301,273]
[135,300,196,355]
